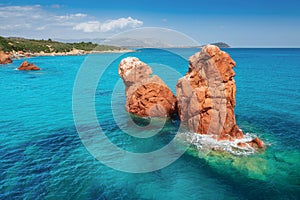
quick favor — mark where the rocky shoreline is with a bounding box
[0,49,134,64]
[10,49,134,59]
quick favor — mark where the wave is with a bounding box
[176,131,265,156]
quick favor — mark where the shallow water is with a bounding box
[0,48,299,199]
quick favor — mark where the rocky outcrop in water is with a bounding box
[176,45,264,148]
[0,51,12,65]
[18,61,40,71]
[118,47,264,149]
[118,57,177,117]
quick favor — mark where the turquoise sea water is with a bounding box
[0,48,299,199]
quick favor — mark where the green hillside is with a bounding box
[0,36,124,53]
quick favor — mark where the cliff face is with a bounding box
[118,57,177,117]
[176,45,256,142]
[0,51,12,65]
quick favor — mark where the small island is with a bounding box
[200,42,230,48]
[210,42,230,48]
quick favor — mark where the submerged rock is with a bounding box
[176,45,264,149]
[18,61,40,71]
[118,57,177,117]
[0,51,12,65]
[247,137,265,149]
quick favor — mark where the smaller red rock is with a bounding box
[18,61,40,71]
[237,138,265,150]
[237,142,249,148]
[250,137,265,149]
[0,51,12,65]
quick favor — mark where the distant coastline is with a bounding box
[10,49,134,59]
[0,36,233,60]
[0,36,132,59]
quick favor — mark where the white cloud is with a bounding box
[36,26,46,30]
[73,21,102,33]
[0,5,42,19]
[73,17,143,33]
[0,5,143,39]
[100,17,143,32]
[1,5,41,12]
[55,13,87,21]
[74,13,87,17]
[0,24,31,30]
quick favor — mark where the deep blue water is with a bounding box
[0,48,299,199]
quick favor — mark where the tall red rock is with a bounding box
[0,51,12,65]
[176,45,264,148]
[18,61,40,71]
[119,57,177,117]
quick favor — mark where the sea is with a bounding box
[0,48,299,199]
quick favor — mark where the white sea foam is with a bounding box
[176,132,260,156]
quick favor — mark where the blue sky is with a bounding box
[1,0,300,47]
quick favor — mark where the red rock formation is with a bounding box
[176,45,264,148]
[237,137,265,149]
[0,51,12,65]
[18,61,40,71]
[247,137,265,149]
[119,57,177,117]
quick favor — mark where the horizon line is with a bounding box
[1,35,300,49]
